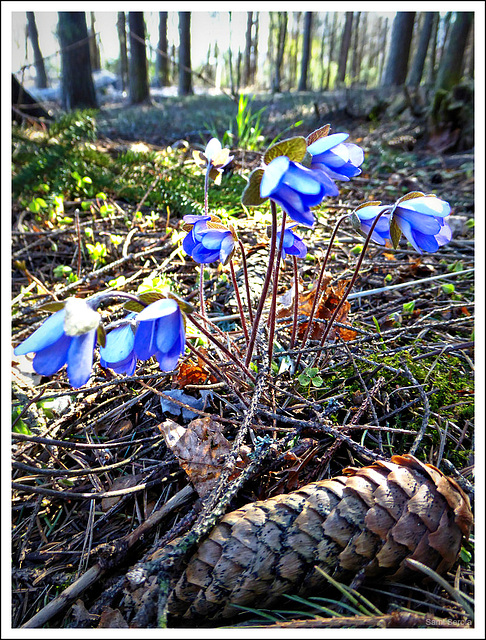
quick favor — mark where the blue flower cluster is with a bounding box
[182,214,236,265]
[14,297,186,388]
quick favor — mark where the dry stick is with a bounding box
[295,213,349,369]
[19,485,195,629]
[267,211,287,365]
[290,255,299,350]
[311,210,390,369]
[245,201,279,368]
[238,238,254,324]
[229,259,249,344]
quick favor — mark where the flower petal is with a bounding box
[394,209,441,234]
[307,132,349,155]
[204,138,222,162]
[411,229,440,253]
[32,333,71,376]
[67,330,97,388]
[219,235,235,264]
[137,298,179,322]
[191,244,221,263]
[134,320,157,360]
[400,196,451,217]
[100,324,135,364]
[14,310,66,356]
[155,309,181,353]
[284,164,322,195]
[200,230,227,250]
[260,156,290,198]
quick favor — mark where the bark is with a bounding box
[378,17,389,84]
[381,12,416,87]
[88,12,101,72]
[26,12,48,89]
[251,14,259,86]
[337,12,354,84]
[407,12,435,86]
[298,12,313,91]
[128,12,150,104]
[155,12,169,87]
[325,13,338,90]
[436,12,474,91]
[117,12,128,92]
[426,12,440,84]
[57,12,97,111]
[243,12,253,87]
[351,11,361,84]
[271,13,288,93]
[178,12,193,96]
[289,12,301,89]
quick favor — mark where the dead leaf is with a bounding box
[71,599,98,624]
[101,473,144,511]
[97,607,129,628]
[102,418,133,439]
[175,349,217,387]
[160,417,248,497]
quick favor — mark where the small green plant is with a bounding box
[86,241,108,266]
[298,367,324,389]
[442,283,455,295]
[27,196,48,214]
[403,300,416,314]
[71,170,93,196]
[53,265,77,282]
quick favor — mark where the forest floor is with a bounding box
[11,90,475,629]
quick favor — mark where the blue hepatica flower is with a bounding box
[260,156,331,227]
[276,224,307,260]
[133,298,185,372]
[182,214,236,264]
[307,132,364,194]
[352,193,452,253]
[13,297,100,388]
[100,314,137,376]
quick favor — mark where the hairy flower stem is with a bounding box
[295,213,349,369]
[229,259,249,345]
[244,201,279,368]
[199,267,207,322]
[310,210,390,369]
[237,239,254,324]
[188,313,256,383]
[267,211,287,365]
[290,256,299,350]
[89,290,149,309]
[204,166,210,216]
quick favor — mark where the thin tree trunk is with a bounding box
[436,12,474,91]
[436,12,452,72]
[272,13,288,93]
[251,13,259,86]
[298,12,313,91]
[319,14,328,90]
[243,11,253,87]
[128,12,150,104]
[381,12,416,86]
[358,12,368,85]
[117,12,128,92]
[88,12,101,72]
[57,12,97,111]
[407,12,435,86]
[289,12,301,89]
[378,17,389,85]
[426,13,440,84]
[178,12,193,96]
[337,12,353,85]
[325,12,338,91]
[26,12,48,89]
[351,11,361,85]
[155,12,169,87]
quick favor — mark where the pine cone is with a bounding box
[167,454,473,620]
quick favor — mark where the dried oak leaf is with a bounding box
[101,473,144,511]
[175,350,217,387]
[160,417,248,497]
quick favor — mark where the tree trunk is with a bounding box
[289,12,301,89]
[358,12,368,85]
[436,12,474,91]
[272,13,288,93]
[325,13,338,90]
[298,12,313,91]
[407,12,435,86]
[426,12,439,84]
[243,12,253,87]
[117,12,129,92]
[57,12,97,111]
[88,12,101,72]
[378,17,389,85]
[128,12,150,104]
[251,14,259,86]
[26,12,48,89]
[178,12,193,96]
[337,12,353,84]
[319,14,328,90]
[351,11,361,85]
[155,12,169,87]
[381,12,416,87]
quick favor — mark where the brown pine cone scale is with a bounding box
[167,454,473,620]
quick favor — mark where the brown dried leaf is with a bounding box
[101,473,143,511]
[160,417,247,497]
[97,607,129,628]
[175,350,217,387]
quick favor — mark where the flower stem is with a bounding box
[199,266,207,321]
[244,200,279,368]
[310,209,389,369]
[237,238,254,325]
[295,213,348,369]
[267,211,287,366]
[229,259,249,345]
[290,256,299,350]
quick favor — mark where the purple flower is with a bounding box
[276,224,307,259]
[13,297,99,387]
[307,132,364,193]
[133,298,185,372]
[182,215,236,264]
[100,315,137,376]
[260,156,331,227]
[392,193,452,253]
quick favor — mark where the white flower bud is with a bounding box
[63,297,100,336]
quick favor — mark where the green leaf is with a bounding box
[442,283,455,294]
[97,323,106,348]
[460,547,472,563]
[311,375,323,388]
[305,124,330,145]
[124,300,145,312]
[38,301,66,313]
[306,367,319,378]
[241,168,265,206]
[372,316,381,334]
[298,373,311,386]
[403,300,415,314]
[264,136,307,165]
[389,217,402,249]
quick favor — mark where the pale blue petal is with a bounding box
[155,308,181,352]
[201,230,227,250]
[395,209,441,234]
[307,132,349,155]
[137,298,179,322]
[67,330,96,387]
[192,244,220,263]
[219,235,235,264]
[182,231,198,256]
[400,196,450,217]
[100,324,135,364]
[260,156,290,198]
[347,143,365,166]
[14,310,66,356]
[355,205,389,221]
[183,214,211,224]
[436,222,452,247]
[32,333,71,376]
[134,320,157,360]
[310,168,340,195]
[284,164,321,195]
[205,138,222,162]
